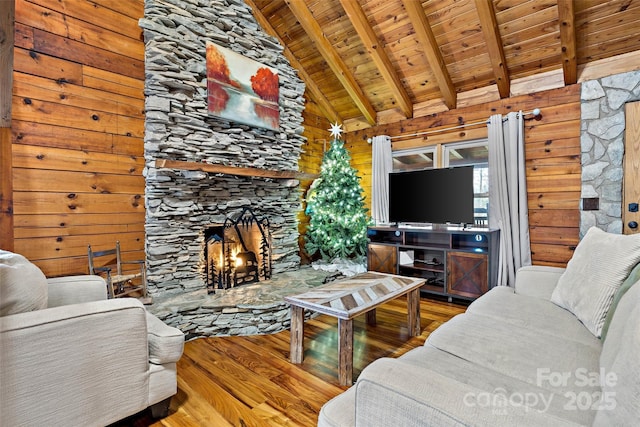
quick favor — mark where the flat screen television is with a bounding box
[388,166,475,226]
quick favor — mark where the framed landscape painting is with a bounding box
[206,41,280,131]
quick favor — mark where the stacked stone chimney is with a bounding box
[140,0,307,297]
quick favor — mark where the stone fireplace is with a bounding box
[140,0,308,300]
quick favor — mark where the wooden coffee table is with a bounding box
[284,271,425,386]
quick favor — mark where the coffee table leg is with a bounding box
[338,318,353,386]
[407,288,421,336]
[365,308,376,326]
[290,305,304,364]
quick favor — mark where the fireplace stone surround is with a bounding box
[141,0,307,298]
[139,0,317,336]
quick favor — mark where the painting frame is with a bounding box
[206,41,280,131]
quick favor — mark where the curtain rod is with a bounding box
[368,108,541,143]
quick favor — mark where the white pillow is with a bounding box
[0,250,48,316]
[551,227,640,338]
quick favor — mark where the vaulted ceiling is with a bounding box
[247,0,640,131]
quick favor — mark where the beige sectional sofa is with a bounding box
[319,227,640,426]
[0,250,185,426]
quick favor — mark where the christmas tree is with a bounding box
[305,123,370,261]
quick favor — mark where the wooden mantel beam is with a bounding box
[475,0,510,98]
[284,0,378,125]
[402,0,456,110]
[557,0,577,85]
[339,0,413,119]
[155,159,318,180]
[245,0,341,125]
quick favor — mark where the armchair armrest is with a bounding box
[46,275,108,307]
[0,298,150,426]
[514,265,566,300]
[146,312,184,365]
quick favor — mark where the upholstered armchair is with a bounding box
[0,250,184,426]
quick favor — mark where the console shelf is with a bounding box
[367,226,500,301]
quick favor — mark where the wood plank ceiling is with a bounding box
[246,0,640,131]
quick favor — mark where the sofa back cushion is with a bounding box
[594,279,640,426]
[0,251,48,316]
[600,261,640,341]
[550,227,640,337]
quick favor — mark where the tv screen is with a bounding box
[388,166,475,225]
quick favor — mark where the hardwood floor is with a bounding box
[116,295,467,427]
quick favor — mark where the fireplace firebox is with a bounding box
[203,207,272,293]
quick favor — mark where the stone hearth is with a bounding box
[148,266,336,340]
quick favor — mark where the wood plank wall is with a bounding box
[298,99,330,263]
[1,2,16,251]
[11,0,146,277]
[344,85,582,268]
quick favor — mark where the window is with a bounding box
[391,139,489,226]
[392,146,437,172]
[443,140,489,226]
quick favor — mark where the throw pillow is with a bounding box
[0,250,48,316]
[550,227,640,338]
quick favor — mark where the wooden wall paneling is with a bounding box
[13,47,84,84]
[11,0,145,276]
[15,1,143,60]
[14,212,145,236]
[32,28,143,79]
[13,192,144,215]
[26,0,144,38]
[12,97,144,138]
[82,66,146,101]
[623,101,640,234]
[13,169,144,194]
[13,231,145,261]
[523,101,581,266]
[13,72,143,117]
[298,108,330,262]
[0,128,12,251]
[526,137,581,159]
[12,145,144,175]
[14,221,145,240]
[1,1,15,251]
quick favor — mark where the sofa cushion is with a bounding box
[550,226,640,337]
[426,313,602,395]
[0,251,48,316]
[354,348,592,426]
[467,286,597,346]
[595,278,640,425]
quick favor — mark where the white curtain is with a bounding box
[371,135,393,224]
[488,111,532,287]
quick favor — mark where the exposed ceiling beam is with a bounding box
[339,0,413,119]
[284,0,377,125]
[557,0,577,85]
[245,0,341,124]
[402,0,456,110]
[475,0,510,98]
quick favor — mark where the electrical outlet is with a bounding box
[582,198,599,211]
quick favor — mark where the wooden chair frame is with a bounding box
[88,241,148,301]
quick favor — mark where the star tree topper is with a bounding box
[328,122,343,140]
